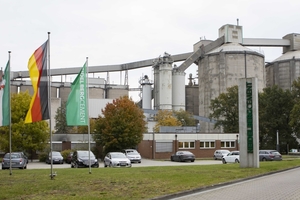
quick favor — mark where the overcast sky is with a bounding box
[1,0,299,101]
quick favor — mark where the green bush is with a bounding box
[38,152,48,162]
[61,149,73,161]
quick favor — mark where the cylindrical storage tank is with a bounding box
[140,75,153,109]
[153,53,173,110]
[265,50,300,90]
[172,70,185,111]
[158,60,173,110]
[198,43,265,132]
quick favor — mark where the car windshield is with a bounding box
[78,151,94,157]
[111,153,126,158]
[127,151,139,155]
[4,153,20,159]
[51,152,61,156]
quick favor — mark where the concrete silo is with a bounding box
[266,33,300,90]
[198,24,265,132]
[140,75,153,110]
[153,52,173,110]
[172,69,185,111]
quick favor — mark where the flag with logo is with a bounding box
[0,61,10,126]
[66,62,88,126]
[25,40,49,123]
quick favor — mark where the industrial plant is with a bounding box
[7,23,300,158]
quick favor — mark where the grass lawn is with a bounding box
[0,158,299,200]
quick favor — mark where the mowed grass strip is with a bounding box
[0,159,299,200]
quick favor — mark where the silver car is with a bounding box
[213,150,230,160]
[122,149,142,163]
[104,152,132,168]
[1,152,28,169]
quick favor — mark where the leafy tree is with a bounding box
[209,85,239,133]
[0,91,49,158]
[93,96,146,155]
[289,77,300,141]
[173,109,196,126]
[76,118,96,134]
[259,86,294,150]
[153,110,181,132]
[54,101,73,133]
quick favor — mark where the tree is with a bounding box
[54,101,73,134]
[153,110,181,132]
[289,77,300,141]
[209,85,239,133]
[173,109,196,126]
[0,91,49,158]
[93,96,146,155]
[259,86,294,150]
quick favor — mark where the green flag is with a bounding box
[0,61,10,126]
[66,62,88,126]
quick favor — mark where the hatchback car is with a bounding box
[222,151,240,164]
[259,150,282,161]
[171,151,195,162]
[213,150,230,160]
[104,152,132,167]
[1,152,28,169]
[122,149,141,163]
[71,150,99,168]
[46,151,64,164]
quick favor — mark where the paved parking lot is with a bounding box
[23,159,222,169]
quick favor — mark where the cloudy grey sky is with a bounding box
[1,0,299,101]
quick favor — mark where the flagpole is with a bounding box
[8,51,12,176]
[86,57,91,174]
[47,32,54,180]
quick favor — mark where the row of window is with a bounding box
[178,141,236,149]
[155,141,236,152]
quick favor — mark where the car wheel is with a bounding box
[138,161,141,163]
[235,159,239,163]
[104,162,107,168]
[191,160,195,162]
[222,158,227,164]
[171,157,174,161]
[262,157,267,161]
[214,156,217,160]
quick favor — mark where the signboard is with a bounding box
[246,81,253,153]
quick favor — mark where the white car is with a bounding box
[122,149,141,163]
[222,151,240,164]
[104,152,132,168]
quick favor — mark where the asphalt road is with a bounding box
[18,159,222,169]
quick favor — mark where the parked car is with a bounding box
[122,149,141,163]
[66,152,73,164]
[15,152,29,164]
[171,151,195,162]
[213,150,230,160]
[222,151,240,164]
[259,150,282,161]
[46,151,64,164]
[71,150,99,168]
[1,152,28,169]
[104,152,132,168]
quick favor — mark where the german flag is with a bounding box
[25,40,49,123]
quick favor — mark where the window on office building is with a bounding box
[178,141,195,149]
[200,141,215,148]
[221,141,235,148]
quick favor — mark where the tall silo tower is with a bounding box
[265,33,300,90]
[140,75,153,109]
[172,69,186,111]
[198,24,265,132]
[153,52,173,110]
